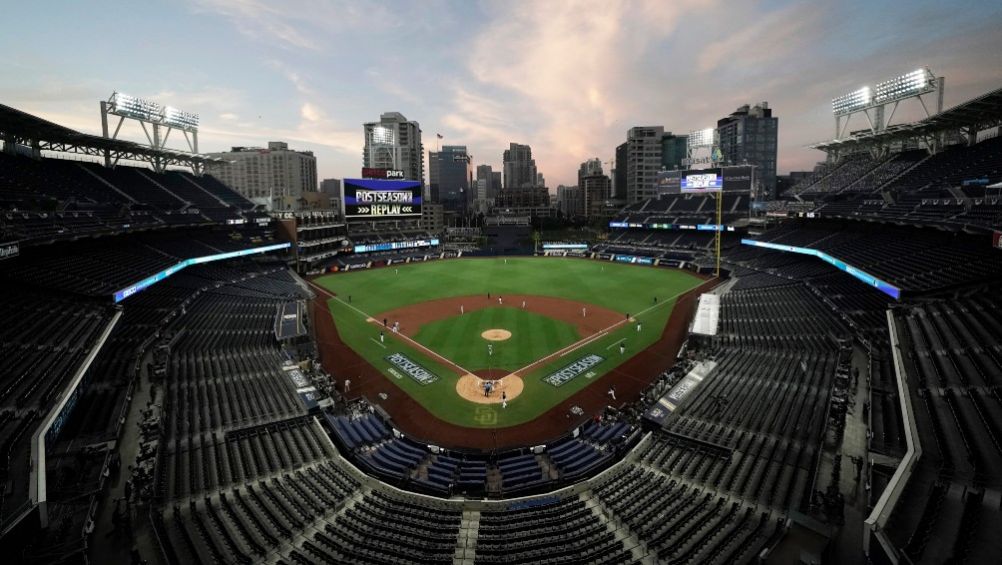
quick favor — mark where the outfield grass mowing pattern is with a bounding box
[317,257,702,428]
[413,307,580,372]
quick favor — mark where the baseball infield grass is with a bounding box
[316,257,702,428]
[413,307,580,372]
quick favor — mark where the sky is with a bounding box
[2,0,1001,188]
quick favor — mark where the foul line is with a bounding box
[310,281,477,377]
[510,285,696,377]
[606,337,627,350]
[559,331,607,358]
[369,337,387,349]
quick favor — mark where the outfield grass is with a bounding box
[316,257,702,428]
[412,307,581,372]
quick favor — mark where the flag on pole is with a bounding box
[436,133,443,139]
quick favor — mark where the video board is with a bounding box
[681,171,723,192]
[655,165,753,195]
[344,178,422,219]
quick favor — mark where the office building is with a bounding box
[363,112,424,188]
[319,178,343,216]
[624,126,664,203]
[502,143,538,189]
[716,102,778,197]
[205,141,317,200]
[475,165,502,200]
[661,133,688,171]
[581,174,612,218]
[556,185,584,218]
[428,145,472,212]
[613,142,628,200]
[578,158,603,189]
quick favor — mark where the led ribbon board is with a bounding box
[352,239,439,254]
[608,221,735,232]
[113,242,290,302]
[741,239,901,299]
[542,243,589,250]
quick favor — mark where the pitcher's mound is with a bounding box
[456,374,524,404]
[481,329,512,341]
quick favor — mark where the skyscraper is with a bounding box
[363,112,424,188]
[578,158,603,188]
[614,142,628,200]
[428,145,472,212]
[661,133,688,171]
[475,165,502,200]
[556,185,584,217]
[716,102,778,197]
[205,141,317,200]
[625,126,664,203]
[581,173,611,218]
[502,143,537,189]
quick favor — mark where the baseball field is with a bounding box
[312,257,703,429]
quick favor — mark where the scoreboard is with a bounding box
[344,178,422,218]
[680,172,723,192]
[655,166,752,194]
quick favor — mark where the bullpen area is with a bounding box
[311,257,708,449]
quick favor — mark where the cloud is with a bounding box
[697,3,824,73]
[187,0,322,50]
[460,0,709,182]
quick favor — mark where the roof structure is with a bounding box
[0,103,222,168]
[809,86,1002,153]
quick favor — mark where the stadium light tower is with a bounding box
[832,68,943,140]
[684,128,718,170]
[100,91,200,173]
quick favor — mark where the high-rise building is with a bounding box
[428,145,472,212]
[502,143,538,189]
[205,141,317,200]
[661,133,688,171]
[319,178,341,195]
[475,165,502,200]
[581,174,611,218]
[363,111,424,188]
[319,178,343,215]
[556,185,584,218]
[716,102,778,197]
[625,126,664,203]
[578,158,603,188]
[614,142,628,200]
[491,171,502,196]
[473,166,503,212]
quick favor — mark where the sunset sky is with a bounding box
[2,0,1000,187]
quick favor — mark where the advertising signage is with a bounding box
[353,239,440,254]
[361,167,406,179]
[344,178,422,218]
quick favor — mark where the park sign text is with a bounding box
[386,352,439,384]
[544,354,605,387]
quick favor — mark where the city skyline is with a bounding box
[1,0,1000,188]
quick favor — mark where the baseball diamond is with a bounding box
[311,256,705,446]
